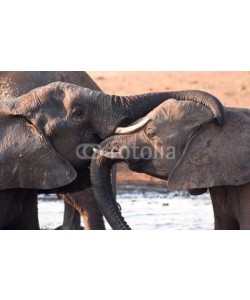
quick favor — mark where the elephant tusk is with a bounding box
[93,148,101,155]
[115,117,150,134]
[93,148,124,160]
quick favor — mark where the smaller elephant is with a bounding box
[91,99,250,230]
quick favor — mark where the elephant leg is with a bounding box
[12,190,40,230]
[0,189,22,229]
[0,189,39,230]
[78,188,106,230]
[235,183,250,229]
[59,187,106,230]
[209,187,240,230]
[56,201,82,230]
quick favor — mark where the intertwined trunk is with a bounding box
[92,89,225,139]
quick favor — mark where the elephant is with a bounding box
[0,71,105,229]
[91,98,250,230]
[0,80,225,229]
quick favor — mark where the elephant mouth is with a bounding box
[126,159,147,172]
[126,161,169,181]
[139,166,169,181]
[148,166,169,180]
[128,163,142,172]
[153,174,169,181]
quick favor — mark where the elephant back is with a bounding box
[0,71,101,100]
[168,107,250,189]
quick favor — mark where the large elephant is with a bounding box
[0,71,105,229]
[0,80,225,229]
[91,98,250,230]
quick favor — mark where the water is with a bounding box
[38,191,214,230]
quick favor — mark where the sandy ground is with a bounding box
[88,71,250,188]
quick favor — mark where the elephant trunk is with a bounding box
[93,89,225,139]
[90,147,130,230]
[117,90,225,125]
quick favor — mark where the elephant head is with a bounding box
[90,99,250,230]
[0,82,225,192]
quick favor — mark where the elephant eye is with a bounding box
[72,106,84,120]
[146,127,156,139]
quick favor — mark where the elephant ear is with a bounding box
[0,116,77,190]
[168,108,250,189]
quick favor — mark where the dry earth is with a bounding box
[88,71,250,190]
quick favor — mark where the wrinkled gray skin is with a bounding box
[0,71,105,230]
[91,99,250,230]
[0,77,225,229]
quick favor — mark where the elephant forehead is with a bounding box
[57,83,81,102]
[147,99,213,125]
[146,99,182,123]
[35,82,80,101]
[29,82,97,117]
[61,84,96,107]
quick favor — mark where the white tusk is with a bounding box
[115,117,150,134]
[93,148,124,160]
[93,148,101,155]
